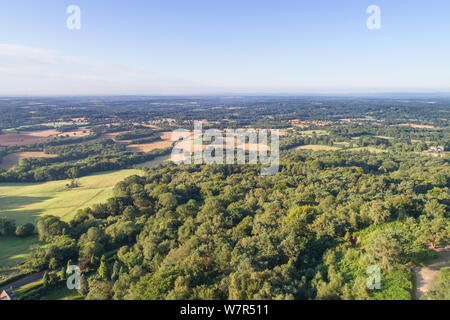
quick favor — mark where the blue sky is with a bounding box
[1,0,449,95]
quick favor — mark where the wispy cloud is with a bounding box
[0,44,214,95]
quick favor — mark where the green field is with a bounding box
[0,236,40,268]
[0,168,145,225]
[299,130,328,136]
[44,285,84,300]
[0,154,173,269]
[0,169,147,268]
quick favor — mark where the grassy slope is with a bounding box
[0,168,144,268]
[0,236,40,268]
[44,286,84,300]
[0,153,170,270]
[0,169,144,225]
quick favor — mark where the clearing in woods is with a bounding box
[0,169,145,226]
[0,169,143,268]
[0,155,171,268]
[413,246,450,299]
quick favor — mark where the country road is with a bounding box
[0,271,46,292]
[413,245,450,300]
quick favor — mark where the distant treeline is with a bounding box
[115,129,157,141]
[0,148,171,182]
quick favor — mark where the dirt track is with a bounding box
[0,271,46,292]
[413,245,450,299]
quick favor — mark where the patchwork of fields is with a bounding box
[0,152,58,170]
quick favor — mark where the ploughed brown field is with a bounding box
[124,131,174,152]
[0,128,91,146]
[0,133,48,146]
[171,131,270,154]
[0,129,60,146]
[0,152,57,170]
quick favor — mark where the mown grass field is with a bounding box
[0,236,40,268]
[44,285,84,300]
[0,154,171,271]
[299,130,328,136]
[0,169,145,268]
[0,168,144,226]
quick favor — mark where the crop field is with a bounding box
[0,132,53,146]
[296,144,341,151]
[127,140,173,152]
[0,152,58,170]
[345,147,388,153]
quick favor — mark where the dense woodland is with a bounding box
[13,149,449,300]
[0,96,448,300]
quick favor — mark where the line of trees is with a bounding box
[0,148,171,182]
[0,218,35,238]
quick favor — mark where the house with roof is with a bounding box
[0,289,17,300]
[427,146,445,153]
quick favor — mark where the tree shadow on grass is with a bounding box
[0,201,47,225]
[0,195,51,211]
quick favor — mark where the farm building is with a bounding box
[427,146,445,153]
[0,289,17,300]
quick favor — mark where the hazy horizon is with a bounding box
[1,1,450,95]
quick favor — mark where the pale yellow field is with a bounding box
[127,140,173,152]
[345,147,387,153]
[296,145,341,151]
[299,130,328,136]
[375,135,395,140]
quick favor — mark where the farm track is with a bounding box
[0,271,46,292]
[61,188,105,219]
[413,245,450,299]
